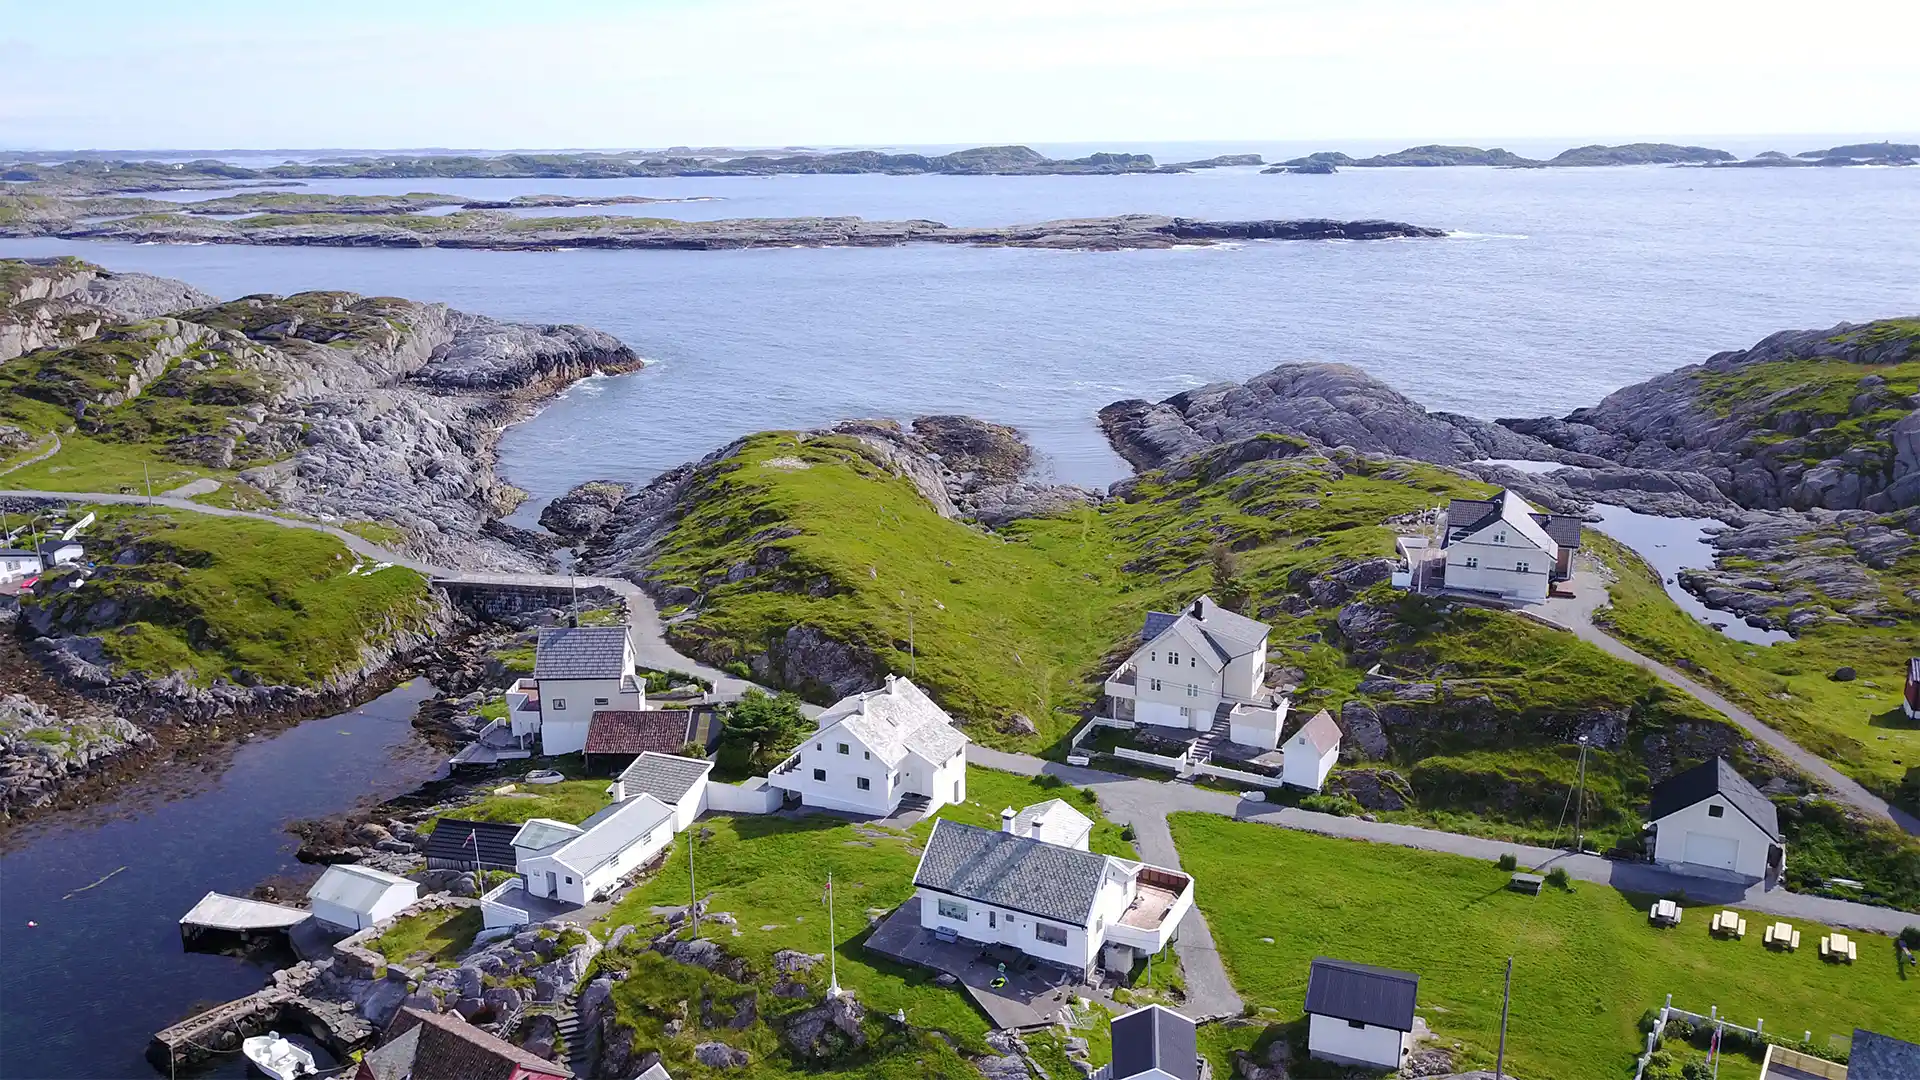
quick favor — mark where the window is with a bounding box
[1150,651,1156,662]
[813,768,826,782]
[837,742,849,755]
[1190,657,1196,668]
[1179,707,1191,719]
[552,698,566,710]
[1494,531,1507,543]
[1187,683,1198,697]
[863,750,870,760]
[857,777,871,791]
[1347,1019,1366,1030]
[593,697,608,706]
[1464,556,1479,569]
[565,876,574,885]
[1035,923,1068,946]
[1516,561,1530,574]
[1707,804,1724,818]
[1149,678,1162,692]
[1168,651,1180,666]
[816,743,822,751]
[937,899,969,921]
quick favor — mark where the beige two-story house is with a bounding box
[1104,596,1273,732]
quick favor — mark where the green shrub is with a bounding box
[1545,866,1571,889]
[1300,794,1362,817]
[1497,853,1519,871]
[1899,926,1920,949]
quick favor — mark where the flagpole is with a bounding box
[826,872,840,998]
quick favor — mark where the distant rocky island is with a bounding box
[0,202,1446,252]
[4,139,1912,195]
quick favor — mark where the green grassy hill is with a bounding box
[23,506,431,688]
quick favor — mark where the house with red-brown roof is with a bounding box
[355,1007,572,1080]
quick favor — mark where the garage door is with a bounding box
[1683,832,1739,871]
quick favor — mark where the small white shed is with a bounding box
[307,864,419,931]
[514,794,676,906]
[1282,710,1342,792]
[1647,757,1783,881]
[1305,957,1419,1070]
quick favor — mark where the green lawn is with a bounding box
[22,505,431,688]
[1586,530,1920,810]
[587,766,1129,1076]
[368,906,483,967]
[426,776,611,834]
[0,431,231,494]
[1170,813,1918,1080]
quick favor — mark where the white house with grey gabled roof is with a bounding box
[911,812,1193,979]
[511,792,675,906]
[1440,490,1583,601]
[1104,595,1280,740]
[503,625,649,756]
[768,675,968,816]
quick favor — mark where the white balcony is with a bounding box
[1101,865,1194,953]
[1103,663,1138,701]
[506,678,541,737]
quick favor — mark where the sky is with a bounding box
[5,0,1917,150]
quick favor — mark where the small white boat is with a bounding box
[242,1032,316,1079]
[524,769,565,785]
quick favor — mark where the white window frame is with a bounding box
[1149,678,1162,692]
[1034,922,1068,946]
[856,776,871,791]
[837,742,850,755]
[1464,556,1478,569]
[1516,561,1530,574]
[812,768,826,782]
[593,697,609,706]
[552,698,567,710]
[1168,651,1180,666]
[936,898,969,921]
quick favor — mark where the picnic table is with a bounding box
[1508,872,1544,895]
[1710,910,1747,938]
[1820,932,1858,963]
[1649,899,1682,926]
[1764,921,1801,950]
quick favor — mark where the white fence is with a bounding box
[1110,746,1188,771]
[1633,996,1842,1080]
[1193,761,1284,789]
[706,777,782,815]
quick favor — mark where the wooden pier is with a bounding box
[179,891,311,945]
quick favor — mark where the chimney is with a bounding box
[1000,807,1017,834]
[1191,597,1205,619]
[1028,817,1044,840]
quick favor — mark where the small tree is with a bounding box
[1209,543,1252,614]
[721,689,810,766]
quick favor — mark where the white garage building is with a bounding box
[306,863,419,931]
[1647,757,1783,882]
[1304,956,1419,1071]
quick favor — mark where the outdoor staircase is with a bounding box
[1189,725,1232,766]
[557,997,591,1078]
[896,793,932,814]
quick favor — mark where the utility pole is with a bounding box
[908,607,915,678]
[569,572,578,626]
[825,873,841,997]
[143,463,153,506]
[1496,955,1513,1078]
[688,829,700,938]
[1572,735,1591,853]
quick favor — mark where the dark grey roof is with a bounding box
[534,626,631,679]
[914,819,1113,926]
[424,819,520,870]
[1648,757,1781,840]
[1851,1028,1920,1080]
[1305,957,1419,1031]
[1446,497,1503,536]
[1532,513,1584,549]
[615,752,713,805]
[1142,610,1180,641]
[1110,1005,1198,1080]
[0,549,36,558]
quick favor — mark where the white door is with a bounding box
[545,870,558,896]
[1683,832,1739,871]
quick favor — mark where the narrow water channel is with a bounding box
[0,680,444,1080]
[1587,503,1793,646]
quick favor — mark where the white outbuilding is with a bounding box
[1281,709,1342,792]
[1647,757,1783,882]
[307,863,420,931]
[512,793,676,906]
[1304,957,1419,1070]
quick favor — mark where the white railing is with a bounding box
[480,877,531,931]
[1110,746,1186,771]
[1194,761,1284,789]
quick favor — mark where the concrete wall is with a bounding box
[1651,798,1774,879]
[706,778,782,815]
[1308,1013,1409,1069]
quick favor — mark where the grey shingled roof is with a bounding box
[1850,1028,1920,1080]
[1305,957,1419,1031]
[1141,595,1269,661]
[1532,512,1584,549]
[914,819,1118,926]
[1648,757,1781,841]
[1110,1005,1198,1080]
[533,625,632,679]
[1446,497,1503,536]
[616,751,714,805]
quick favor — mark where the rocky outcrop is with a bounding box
[782,993,865,1059]
[1499,319,1920,512]
[0,691,152,812]
[32,212,1449,253]
[1099,363,1556,472]
[1,256,215,361]
[540,481,633,541]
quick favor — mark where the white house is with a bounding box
[767,675,968,816]
[38,540,83,568]
[1104,596,1276,733]
[1647,757,1783,881]
[911,813,1194,980]
[1226,699,1290,752]
[1281,710,1342,792]
[504,625,650,756]
[610,751,715,831]
[511,793,676,906]
[1102,1004,1198,1080]
[1440,490,1583,601]
[307,864,419,931]
[1007,799,1094,850]
[1304,957,1419,1070]
[0,549,37,583]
